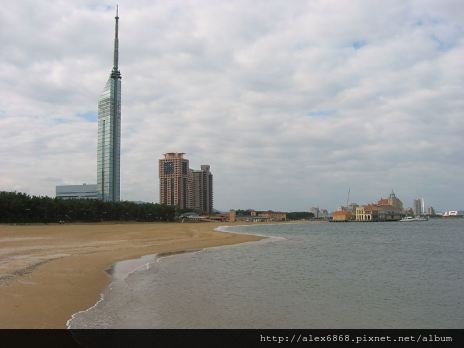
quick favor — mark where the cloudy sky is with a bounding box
[0,0,463,212]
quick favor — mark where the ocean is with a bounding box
[68,219,464,329]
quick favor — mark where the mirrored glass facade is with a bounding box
[97,9,121,202]
[97,78,121,201]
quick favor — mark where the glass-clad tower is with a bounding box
[97,7,121,201]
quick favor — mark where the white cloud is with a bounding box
[0,0,463,212]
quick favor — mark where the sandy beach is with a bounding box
[0,222,262,328]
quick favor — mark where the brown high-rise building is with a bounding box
[159,153,214,213]
[159,153,192,209]
[191,165,213,214]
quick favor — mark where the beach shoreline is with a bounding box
[66,248,208,328]
[0,222,263,328]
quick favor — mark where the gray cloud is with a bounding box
[0,0,463,212]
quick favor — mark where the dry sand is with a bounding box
[0,222,262,328]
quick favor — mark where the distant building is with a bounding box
[229,210,237,222]
[159,153,214,213]
[347,203,359,215]
[376,191,404,221]
[310,207,320,218]
[413,198,425,216]
[56,184,98,200]
[331,209,352,222]
[159,153,191,209]
[354,191,404,222]
[250,210,287,221]
[311,207,330,219]
[97,8,122,202]
[191,165,213,214]
[413,200,421,216]
[427,206,436,216]
[355,205,374,221]
[404,207,414,217]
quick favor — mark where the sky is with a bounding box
[0,0,463,212]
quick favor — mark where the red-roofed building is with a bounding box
[355,191,404,222]
[331,209,353,222]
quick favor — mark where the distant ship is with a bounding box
[400,216,428,222]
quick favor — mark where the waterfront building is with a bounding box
[191,165,213,214]
[56,184,98,200]
[250,210,287,221]
[331,209,352,222]
[356,206,373,221]
[347,203,359,215]
[413,199,421,216]
[229,210,237,222]
[404,207,414,216]
[159,153,192,209]
[310,207,320,218]
[356,204,380,221]
[379,191,404,211]
[97,7,122,202]
[320,209,329,219]
[354,191,404,222]
[413,198,425,216]
[376,191,404,221]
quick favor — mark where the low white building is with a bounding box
[56,184,98,200]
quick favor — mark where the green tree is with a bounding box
[0,191,176,223]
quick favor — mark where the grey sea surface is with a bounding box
[68,219,464,328]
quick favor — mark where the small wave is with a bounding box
[67,225,281,328]
[66,254,159,328]
[215,224,287,242]
[66,292,105,329]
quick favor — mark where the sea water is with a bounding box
[69,219,464,328]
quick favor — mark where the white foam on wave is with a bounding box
[155,250,203,264]
[119,254,158,279]
[67,224,282,328]
[215,224,287,242]
[66,292,105,329]
[66,253,159,329]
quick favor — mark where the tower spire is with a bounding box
[111,5,121,78]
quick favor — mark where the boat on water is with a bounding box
[442,210,464,218]
[400,216,428,222]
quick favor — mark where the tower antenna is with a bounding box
[112,4,120,75]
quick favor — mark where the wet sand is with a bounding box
[0,222,262,328]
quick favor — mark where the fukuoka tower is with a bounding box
[97,6,121,202]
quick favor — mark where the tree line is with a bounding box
[286,212,315,220]
[0,191,176,223]
[235,209,315,220]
